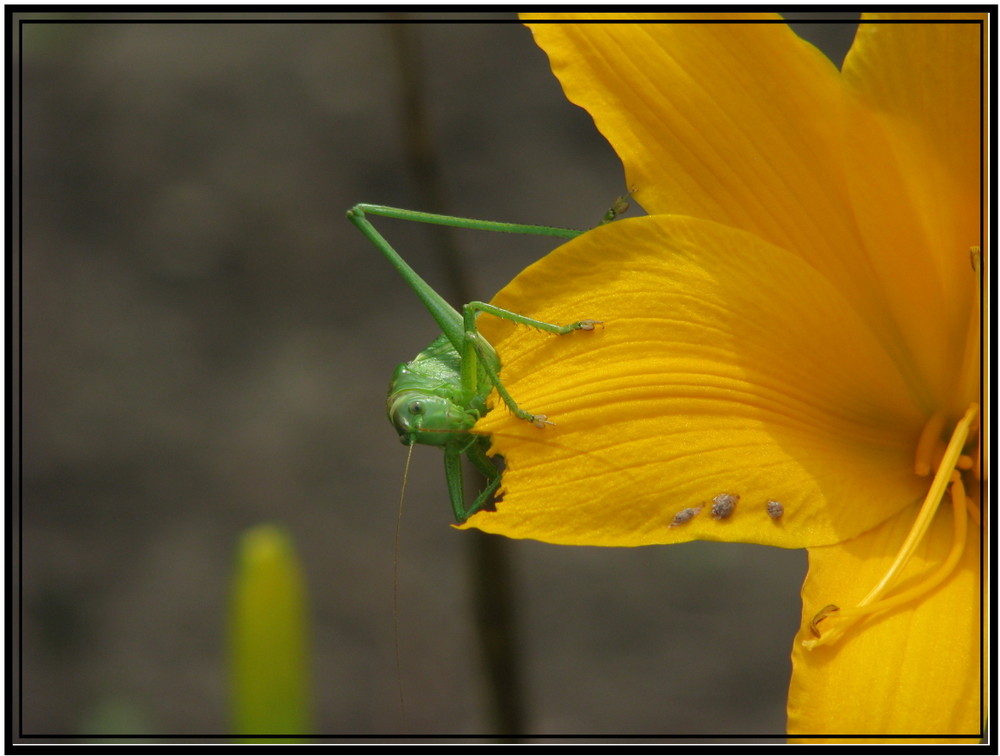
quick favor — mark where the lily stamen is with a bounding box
[914,409,947,476]
[804,403,980,650]
[813,476,967,623]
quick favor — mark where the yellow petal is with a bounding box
[461,216,926,547]
[847,14,982,238]
[786,505,982,741]
[840,15,984,417]
[521,20,871,298]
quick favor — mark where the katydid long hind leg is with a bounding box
[346,203,586,358]
[347,203,583,241]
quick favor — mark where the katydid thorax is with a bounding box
[346,203,601,523]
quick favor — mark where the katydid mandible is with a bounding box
[346,203,602,524]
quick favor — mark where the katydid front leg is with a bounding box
[445,438,503,523]
[461,301,600,429]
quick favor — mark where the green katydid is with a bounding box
[346,203,606,524]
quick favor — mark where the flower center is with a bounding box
[804,243,982,650]
[803,403,980,650]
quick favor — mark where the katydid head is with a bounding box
[387,390,476,447]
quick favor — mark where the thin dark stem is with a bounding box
[385,20,527,740]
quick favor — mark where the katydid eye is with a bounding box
[408,400,424,415]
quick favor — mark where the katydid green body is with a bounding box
[346,203,599,523]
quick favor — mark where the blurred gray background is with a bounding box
[16,11,859,741]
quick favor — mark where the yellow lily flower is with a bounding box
[461,14,985,741]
